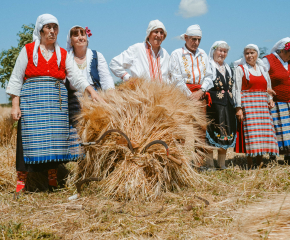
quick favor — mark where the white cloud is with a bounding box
[177,0,208,18]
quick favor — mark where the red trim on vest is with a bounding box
[24,42,67,81]
[265,53,290,102]
[239,65,267,91]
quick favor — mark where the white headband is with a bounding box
[180,24,202,40]
[145,19,167,41]
[33,14,61,67]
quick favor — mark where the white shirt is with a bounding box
[262,52,289,71]
[234,64,272,107]
[70,51,115,91]
[6,47,90,96]
[109,42,170,82]
[169,46,213,96]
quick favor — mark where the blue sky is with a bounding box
[0,0,289,103]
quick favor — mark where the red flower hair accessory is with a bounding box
[85,27,92,37]
[285,42,290,51]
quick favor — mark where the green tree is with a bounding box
[0,24,34,88]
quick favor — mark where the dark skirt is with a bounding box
[206,103,237,149]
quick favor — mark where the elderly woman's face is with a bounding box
[279,50,290,62]
[213,47,228,65]
[148,28,165,49]
[71,30,87,50]
[244,48,258,66]
[40,23,58,44]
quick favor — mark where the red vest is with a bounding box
[264,53,290,102]
[240,65,267,91]
[24,42,67,80]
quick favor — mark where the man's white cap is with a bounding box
[180,24,202,40]
[145,19,167,41]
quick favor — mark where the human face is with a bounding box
[279,49,290,62]
[148,28,165,49]
[185,35,201,53]
[213,47,228,65]
[70,30,87,50]
[244,48,258,67]
[40,23,58,44]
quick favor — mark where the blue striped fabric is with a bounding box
[271,102,290,151]
[20,77,80,164]
[242,90,279,156]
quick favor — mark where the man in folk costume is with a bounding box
[169,25,213,168]
[263,37,290,162]
[6,14,101,195]
[169,25,213,101]
[109,20,170,82]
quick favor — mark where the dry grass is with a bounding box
[2,96,290,239]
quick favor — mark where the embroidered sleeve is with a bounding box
[169,51,192,96]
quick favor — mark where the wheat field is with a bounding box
[1,105,290,239]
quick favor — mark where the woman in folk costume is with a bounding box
[263,38,290,161]
[109,20,170,82]
[169,25,213,101]
[206,41,236,169]
[6,14,102,195]
[65,25,115,153]
[234,44,278,168]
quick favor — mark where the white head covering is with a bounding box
[234,44,268,81]
[208,41,232,79]
[33,14,61,67]
[180,24,202,40]
[270,37,290,53]
[66,25,90,53]
[66,25,93,83]
[145,19,167,41]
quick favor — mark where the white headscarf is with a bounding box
[66,25,90,53]
[66,25,93,82]
[180,24,202,40]
[270,37,290,53]
[208,41,232,79]
[234,44,268,81]
[33,14,61,67]
[145,20,167,41]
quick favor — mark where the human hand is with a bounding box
[189,89,204,101]
[11,105,21,121]
[85,86,106,104]
[268,99,275,109]
[267,88,276,97]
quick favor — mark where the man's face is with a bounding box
[148,28,165,49]
[185,35,201,52]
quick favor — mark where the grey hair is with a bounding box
[214,43,230,51]
[244,46,258,54]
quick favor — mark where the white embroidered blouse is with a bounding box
[169,45,213,96]
[109,42,170,82]
[6,46,91,96]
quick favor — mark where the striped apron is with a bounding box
[20,76,80,164]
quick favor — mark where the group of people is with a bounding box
[6,13,290,194]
